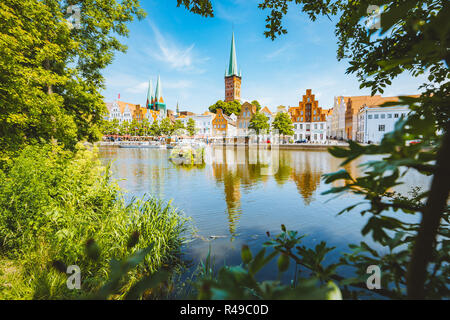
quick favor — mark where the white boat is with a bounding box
[119,142,161,149]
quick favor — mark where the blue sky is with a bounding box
[102,0,426,113]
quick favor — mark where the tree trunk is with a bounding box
[407,123,450,299]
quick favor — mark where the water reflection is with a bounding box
[99,146,429,276]
[99,146,368,240]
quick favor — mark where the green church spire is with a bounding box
[155,74,162,102]
[227,32,239,77]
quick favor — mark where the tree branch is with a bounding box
[407,123,450,299]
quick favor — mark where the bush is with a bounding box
[0,143,188,299]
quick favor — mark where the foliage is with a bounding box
[0,143,188,299]
[150,121,161,137]
[194,239,341,300]
[209,100,241,116]
[322,120,450,299]
[271,112,294,137]
[0,0,145,162]
[248,112,270,135]
[159,118,174,136]
[186,118,197,136]
[173,119,185,133]
[251,100,262,112]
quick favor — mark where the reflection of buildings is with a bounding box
[289,151,326,205]
[211,148,242,237]
[211,146,273,237]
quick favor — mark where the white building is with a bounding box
[293,121,327,142]
[330,96,347,139]
[357,105,409,144]
[260,106,274,127]
[326,109,333,138]
[178,112,214,136]
[105,100,141,124]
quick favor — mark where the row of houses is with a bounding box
[329,94,416,144]
[105,89,415,144]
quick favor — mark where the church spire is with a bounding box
[155,74,162,103]
[146,80,153,109]
[227,32,239,77]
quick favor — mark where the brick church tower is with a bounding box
[224,32,241,102]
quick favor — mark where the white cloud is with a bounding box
[147,19,208,73]
[265,44,291,60]
[125,81,148,94]
[164,80,193,89]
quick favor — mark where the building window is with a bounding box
[320,124,324,129]
[394,113,399,118]
[301,117,303,122]
[379,125,385,132]
[299,134,303,140]
[300,124,303,130]
[374,114,379,119]
[368,115,373,119]
[314,134,317,140]
[381,114,385,119]
[301,111,303,115]
[387,114,392,118]
[314,124,317,129]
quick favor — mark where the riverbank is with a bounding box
[97,141,349,150]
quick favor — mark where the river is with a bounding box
[98,145,429,283]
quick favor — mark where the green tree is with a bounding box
[186,118,196,136]
[173,119,185,131]
[159,118,174,136]
[0,0,145,162]
[130,120,140,136]
[110,119,120,135]
[209,100,241,116]
[251,100,261,112]
[272,112,294,138]
[248,112,270,135]
[149,121,161,137]
[141,119,150,136]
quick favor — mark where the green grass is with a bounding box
[0,143,189,299]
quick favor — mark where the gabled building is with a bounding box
[212,108,236,136]
[106,100,147,124]
[330,96,348,139]
[260,106,274,126]
[236,102,257,135]
[289,89,328,142]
